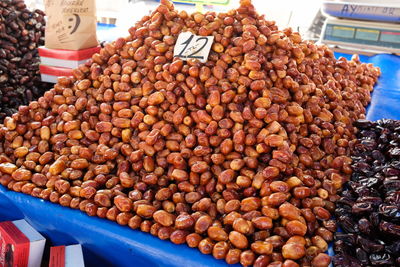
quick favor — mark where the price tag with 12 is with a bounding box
[173,32,215,63]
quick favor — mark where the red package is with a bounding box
[39,65,74,84]
[0,220,45,267]
[49,245,84,267]
[39,46,101,69]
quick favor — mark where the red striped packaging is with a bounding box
[38,46,101,69]
[49,245,84,267]
[0,220,45,267]
[39,65,74,84]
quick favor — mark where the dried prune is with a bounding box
[385,191,400,205]
[386,240,400,254]
[357,196,382,207]
[352,202,373,214]
[334,233,356,246]
[336,197,355,207]
[357,218,372,235]
[338,216,358,233]
[383,178,400,192]
[333,240,348,254]
[369,253,393,265]
[333,254,362,267]
[353,120,374,129]
[357,236,384,253]
[371,150,385,161]
[379,221,400,236]
[379,205,400,220]
[355,248,369,265]
[358,178,379,188]
[382,168,400,177]
[360,139,377,150]
[352,162,371,173]
[388,147,400,157]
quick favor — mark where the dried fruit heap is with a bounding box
[0,0,50,121]
[333,119,400,267]
[0,0,380,266]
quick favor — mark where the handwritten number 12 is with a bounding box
[178,34,209,59]
[177,34,194,57]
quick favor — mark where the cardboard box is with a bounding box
[38,46,101,69]
[0,220,46,267]
[39,65,74,84]
[49,245,85,267]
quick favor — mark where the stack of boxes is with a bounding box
[38,0,101,83]
[0,219,85,267]
[39,46,100,84]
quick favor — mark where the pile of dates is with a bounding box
[333,119,400,267]
[0,0,51,121]
[0,0,380,266]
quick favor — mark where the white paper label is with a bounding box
[173,32,214,63]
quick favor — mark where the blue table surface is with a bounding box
[0,53,399,267]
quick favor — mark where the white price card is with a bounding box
[173,32,214,63]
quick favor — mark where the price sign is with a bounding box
[172,0,230,5]
[172,0,230,12]
[173,32,214,63]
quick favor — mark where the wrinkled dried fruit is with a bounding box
[0,1,50,121]
[0,0,381,266]
[334,119,400,267]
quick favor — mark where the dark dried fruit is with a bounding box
[0,0,50,121]
[334,119,400,266]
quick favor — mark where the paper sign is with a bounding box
[44,0,98,50]
[173,32,214,63]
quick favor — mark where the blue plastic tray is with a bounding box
[335,53,400,121]
[0,53,399,266]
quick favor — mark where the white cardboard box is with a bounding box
[49,244,85,267]
[38,46,101,69]
[39,65,73,84]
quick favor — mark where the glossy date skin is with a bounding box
[0,0,381,266]
[333,119,400,267]
[0,0,50,121]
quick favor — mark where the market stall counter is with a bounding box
[0,53,399,267]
